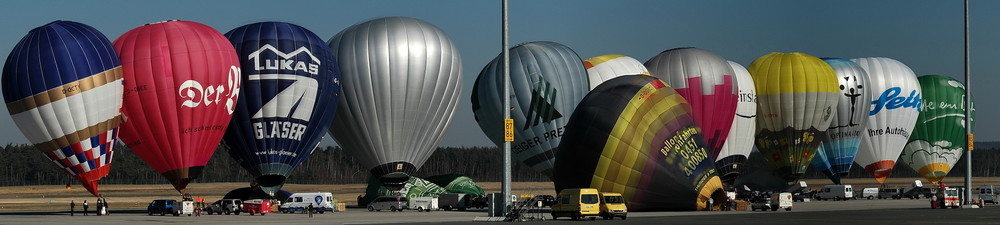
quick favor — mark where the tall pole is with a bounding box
[502,0,513,216]
[963,0,973,205]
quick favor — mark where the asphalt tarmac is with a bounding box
[1,198,998,225]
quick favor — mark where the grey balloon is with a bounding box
[327,17,463,190]
[471,41,590,179]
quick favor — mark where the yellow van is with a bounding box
[551,188,600,220]
[599,192,627,220]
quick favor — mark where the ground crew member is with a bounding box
[83,200,89,216]
[70,200,75,216]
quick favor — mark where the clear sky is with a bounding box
[0,0,996,148]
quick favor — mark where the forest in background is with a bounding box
[1,143,998,186]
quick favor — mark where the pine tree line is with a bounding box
[1,142,996,186]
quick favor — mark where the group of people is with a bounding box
[70,195,109,216]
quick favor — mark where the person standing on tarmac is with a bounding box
[83,200,89,216]
[70,200,75,216]
[308,203,314,218]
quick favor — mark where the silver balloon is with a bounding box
[327,17,463,190]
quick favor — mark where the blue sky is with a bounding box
[0,0,996,148]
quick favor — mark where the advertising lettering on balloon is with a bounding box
[869,87,921,115]
[178,65,241,114]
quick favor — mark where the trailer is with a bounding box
[438,193,469,211]
[242,199,272,215]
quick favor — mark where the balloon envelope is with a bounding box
[851,57,921,184]
[901,75,972,184]
[2,21,122,196]
[553,75,725,211]
[114,20,241,193]
[472,41,589,179]
[716,61,756,184]
[583,54,649,90]
[328,17,462,190]
[810,58,872,184]
[645,47,737,181]
[223,22,340,196]
[748,52,839,185]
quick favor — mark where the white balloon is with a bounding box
[850,57,922,184]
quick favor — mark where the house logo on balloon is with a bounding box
[249,44,321,75]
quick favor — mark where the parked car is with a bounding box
[534,195,556,207]
[551,188,601,220]
[203,199,242,215]
[792,189,815,202]
[878,188,902,199]
[814,185,854,201]
[861,188,879,200]
[281,192,336,214]
[979,185,998,204]
[147,199,179,216]
[598,192,627,220]
[367,196,408,212]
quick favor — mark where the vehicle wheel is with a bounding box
[786,208,791,211]
[622,215,627,220]
[224,209,231,215]
[571,215,579,220]
[148,210,153,216]
[280,209,287,213]
[234,211,241,215]
[368,206,374,212]
[319,210,325,214]
[868,196,874,200]
[418,207,424,212]
[390,206,397,212]
[771,207,778,211]
[590,217,596,221]
[261,213,266,216]
[835,196,841,201]
[815,197,821,201]
[250,212,255,215]
[160,211,165,216]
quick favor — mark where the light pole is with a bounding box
[501,0,513,216]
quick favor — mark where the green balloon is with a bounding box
[901,75,975,184]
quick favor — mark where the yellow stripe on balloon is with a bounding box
[583,54,626,69]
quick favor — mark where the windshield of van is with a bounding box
[604,196,625,204]
[581,194,599,204]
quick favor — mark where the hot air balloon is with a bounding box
[851,57,921,184]
[810,58,872,184]
[583,54,649,89]
[222,22,340,196]
[2,21,122,196]
[901,75,972,184]
[644,47,738,184]
[471,41,589,179]
[553,75,725,211]
[716,61,756,185]
[748,52,839,186]
[113,20,241,193]
[327,17,462,190]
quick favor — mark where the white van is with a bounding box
[280,192,336,214]
[862,188,879,200]
[814,185,854,201]
[409,197,439,212]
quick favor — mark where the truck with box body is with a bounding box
[438,193,470,211]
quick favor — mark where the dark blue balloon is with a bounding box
[223,22,340,195]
